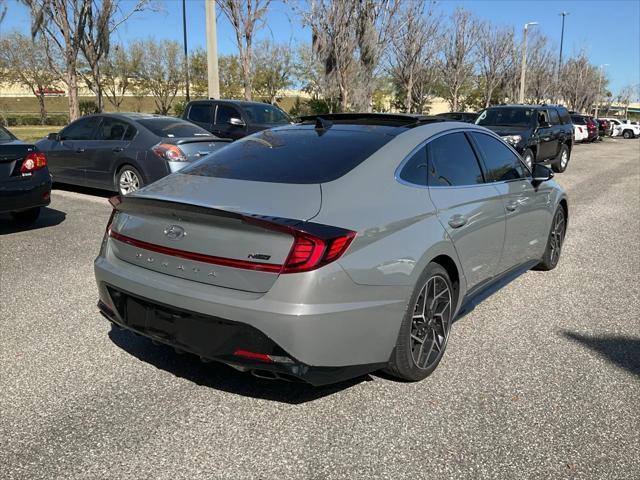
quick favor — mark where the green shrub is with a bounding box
[0,113,69,127]
[173,100,187,117]
[79,100,99,116]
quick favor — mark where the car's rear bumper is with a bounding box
[0,169,51,213]
[94,243,410,384]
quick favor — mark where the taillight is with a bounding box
[20,152,47,174]
[105,195,122,233]
[243,216,356,274]
[152,143,186,162]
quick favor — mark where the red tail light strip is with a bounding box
[108,229,283,273]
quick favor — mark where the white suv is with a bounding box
[605,118,640,139]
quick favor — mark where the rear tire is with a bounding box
[11,207,40,224]
[551,144,570,173]
[116,165,144,195]
[622,130,633,139]
[535,206,566,271]
[385,263,454,382]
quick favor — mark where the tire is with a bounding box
[116,165,144,195]
[11,207,40,224]
[385,263,455,381]
[551,144,570,173]
[535,206,566,271]
[522,149,534,171]
[622,130,633,139]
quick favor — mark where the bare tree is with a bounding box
[253,40,294,103]
[216,0,272,101]
[559,53,601,112]
[0,0,7,23]
[439,8,479,111]
[303,0,358,111]
[476,23,513,107]
[353,0,401,111]
[22,0,92,121]
[136,39,184,115]
[79,0,149,112]
[524,33,556,104]
[101,42,142,110]
[0,32,59,123]
[617,84,637,118]
[387,2,439,113]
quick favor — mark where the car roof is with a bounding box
[485,104,566,110]
[296,113,448,130]
[187,99,278,108]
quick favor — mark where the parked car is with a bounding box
[572,123,588,143]
[571,114,598,142]
[619,120,640,139]
[434,111,479,123]
[182,99,292,140]
[95,113,568,386]
[601,117,622,137]
[475,104,573,172]
[0,126,51,223]
[36,113,230,195]
[596,118,612,139]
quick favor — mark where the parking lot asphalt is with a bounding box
[1,139,639,480]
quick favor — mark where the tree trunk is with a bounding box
[405,74,413,113]
[37,94,47,125]
[452,87,459,111]
[242,43,252,101]
[67,64,80,121]
[93,63,103,112]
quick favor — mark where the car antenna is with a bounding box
[314,117,333,133]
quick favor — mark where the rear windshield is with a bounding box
[476,108,535,127]
[241,104,290,125]
[571,116,586,125]
[138,118,214,138]
[183,127,393,184]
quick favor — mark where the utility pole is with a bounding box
[556,12,569,101]
[594,64,609,118]
[205,0,220,99]
[519,22,538,104]
[182,0,190,102]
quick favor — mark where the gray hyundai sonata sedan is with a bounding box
[94,114,568,385]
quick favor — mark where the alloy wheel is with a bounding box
[549,209,565,267]
[409,275,452,370]
[560,150,568,169]
[119,169,140,195]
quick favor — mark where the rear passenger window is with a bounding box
[557,107,571,124]
[427,133,484,187]
[548,109,560,125]
[399,146,427,186]
[216,105,240,125]
[471,133,528,181]
[188,104,213,123]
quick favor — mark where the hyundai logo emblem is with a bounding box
[163,224,186,240]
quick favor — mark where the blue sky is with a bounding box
[2,0,639,96]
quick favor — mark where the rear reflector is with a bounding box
[233,349,294,364]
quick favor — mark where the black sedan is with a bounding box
[0,126,51,223]
[36,113,230,195]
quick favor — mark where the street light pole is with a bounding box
[519,22,538,104]
[556,12,569,102]
[182,0,190,102]
[594,64,609,118]
[205,0,220,99]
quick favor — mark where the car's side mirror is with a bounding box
[531,163,554,183]
[228,117,246,127]
[47,132,60,141]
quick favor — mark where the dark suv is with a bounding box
[182,100,292,140]
[475,105,574,173]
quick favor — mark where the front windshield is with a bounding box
[476,108,535,127]
[241,104,290,125]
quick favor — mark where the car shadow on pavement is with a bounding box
[0,207,66,235]
[108,326,371,404]
[563,331,640,377]
[53,183,113,199]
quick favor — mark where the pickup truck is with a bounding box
[475,104,574,173]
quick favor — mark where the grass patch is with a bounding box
[9,125,55,142]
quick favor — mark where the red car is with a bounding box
[572,114,598,142]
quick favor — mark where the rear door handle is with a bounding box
[75,148,85,153]
[506,202,518,212]
[112,147,123,153]
[448,215,467,229]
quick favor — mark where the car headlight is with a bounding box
[501,135,522,145]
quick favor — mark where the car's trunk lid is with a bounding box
[108,174,321,293]
[169,137,231,162]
